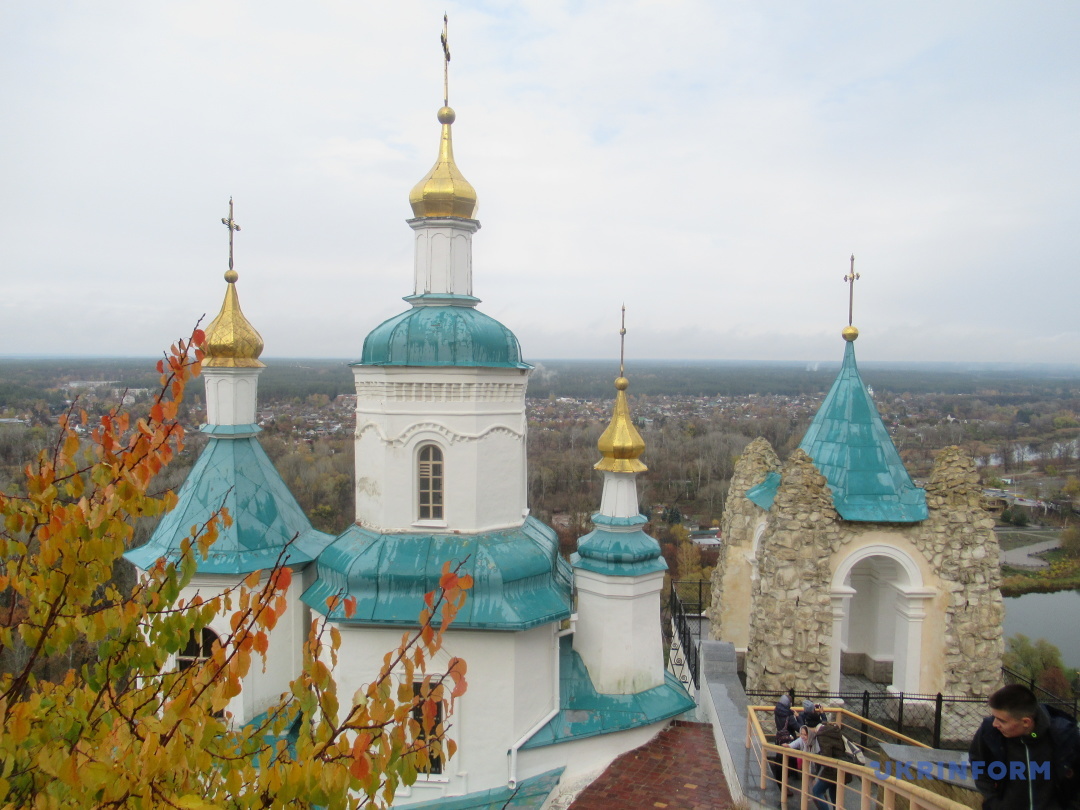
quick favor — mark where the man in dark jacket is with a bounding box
[968,684,1080,810]
[810,721,846,810]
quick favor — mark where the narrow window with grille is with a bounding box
[418,444,444,520]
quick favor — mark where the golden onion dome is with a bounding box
[842,325,859,342]
[203,270,265,368]
[408,106,478,219]
[595,376,647,473]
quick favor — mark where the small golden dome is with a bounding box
[595,376,647,474]
[842,325,859,342]
[203,271,265,368]
[408,106,478,219]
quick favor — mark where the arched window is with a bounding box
[177,627,218,672]
[418,444,444,520]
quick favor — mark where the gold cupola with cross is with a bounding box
[408,17,478,220]
[203,199,265,369]
[595,310,647,474]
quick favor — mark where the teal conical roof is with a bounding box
[748,339,927,522]
[125,436,334,574]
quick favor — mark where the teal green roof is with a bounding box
[572,513,667,576]
[124,436,334,574]
[358,300,531,369]
[746,341,927,522]
[405,768,564,810]
[521,636,695,749]
[302,516,572,630]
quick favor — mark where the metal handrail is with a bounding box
[746,705,972,810]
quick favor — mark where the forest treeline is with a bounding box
[4,356,1080,589]
[5,358,1080,410]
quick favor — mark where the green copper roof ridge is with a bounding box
[124,436,334,574]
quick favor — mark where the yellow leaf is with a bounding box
[174,797,223,809]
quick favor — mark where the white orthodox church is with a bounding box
[126,85,693,807]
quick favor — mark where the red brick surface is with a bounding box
[568,721,734,809]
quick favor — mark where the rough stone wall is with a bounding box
[922,446,1004,697]
[738,445,1003,697]
[706,438,780,640]
[744,450,838,692]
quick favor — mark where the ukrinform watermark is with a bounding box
[868,760,1051,781]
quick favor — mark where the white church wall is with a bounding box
[327,623,559,805]
[203,368,262,426]
[175,570,308,727]
[409,219,477,297]
[573,570,665,694]
[353,366,529,534]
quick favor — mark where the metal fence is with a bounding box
[666,580,1078,748]
[746,688,990,750]
[667,580,703,688]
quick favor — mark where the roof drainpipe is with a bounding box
[507,615,576,789]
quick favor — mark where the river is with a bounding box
[1003,589,1080,668]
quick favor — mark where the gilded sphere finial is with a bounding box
[437,106,456,125]
[615,377,629,391]
[843,325,859,342]
[224,270,238,284]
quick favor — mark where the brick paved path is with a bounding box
[568,721,734,809]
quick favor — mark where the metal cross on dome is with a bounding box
[221,198,241,272]
[844,254,860,326]
[619,304,627,378]
[441,14,451,107]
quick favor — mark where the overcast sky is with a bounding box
[1,2,1077,365]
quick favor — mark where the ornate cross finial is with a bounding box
[221,197,241,273]
[619,304,627,377]
[441,13,451,107]
[843,253,860,326]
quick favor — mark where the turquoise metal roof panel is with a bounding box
[797,341,927,523]
[572,523,667,576]
[358,304,532,369]
[405,767,564,810]
[302,517,573,631]
[124,436,334,574]
[200,423,261,436]
[520,636,695,750]
[746,471,780,511]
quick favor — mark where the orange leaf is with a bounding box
[274,566,292,591]
[349,752,371,781]
[344,596,357,618]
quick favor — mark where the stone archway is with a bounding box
[830,544,935,694]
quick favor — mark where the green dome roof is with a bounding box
[302,517,572,630]
[359,303,531,369]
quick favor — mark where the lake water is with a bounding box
[1003,590,1080,668]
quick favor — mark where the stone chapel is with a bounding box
[707,320,1005,698]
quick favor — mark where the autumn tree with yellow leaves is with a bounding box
[0,330,469,809]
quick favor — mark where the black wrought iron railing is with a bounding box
[668,580,708,689]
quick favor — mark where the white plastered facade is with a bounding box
[352,365,531,534]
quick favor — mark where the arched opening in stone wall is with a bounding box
[830,545,935,694]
